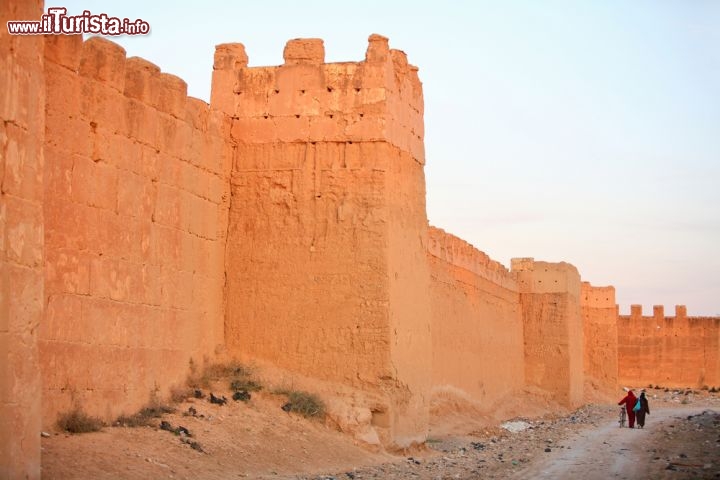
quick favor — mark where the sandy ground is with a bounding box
[41,387,720,479]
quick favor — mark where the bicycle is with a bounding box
[619,405,626,428]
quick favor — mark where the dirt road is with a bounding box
[510,406,718,480]
[42,387,720,479]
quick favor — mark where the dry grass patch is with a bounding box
[276,389,326,419]
[57,408,105,434]
[115,403,175,428]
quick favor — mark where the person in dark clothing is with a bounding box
[636,390,650,428]
[618,389,638,428]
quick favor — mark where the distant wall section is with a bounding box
[618,305,720,388]
[428,228,524,407]
[581,282,618,395]
[514,258,584,407]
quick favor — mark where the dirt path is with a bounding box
[42,387,720,479]
[509,406,703,480]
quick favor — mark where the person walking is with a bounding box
[618,388,638,428]
[636,390,650,428]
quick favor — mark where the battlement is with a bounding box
[624,304,708,321]
[427,226,517,289]
[580,282,616,309]
[511,257,581,298]
[210,35,424,162]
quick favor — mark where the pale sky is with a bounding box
[62,1,720,315]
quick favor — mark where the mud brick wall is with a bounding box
[38,35,232,428]
[427,227,524,407]
[514,258,584,407]
[581,282,618,395]
[618,305,720,389]
[0,0,45,477]
[213,36,431,448]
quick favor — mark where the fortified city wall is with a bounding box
[1,1,718,475]
[40,34,232,428]
[618,305,720,389]
[212,36,431,447]
[581,282,619,396]
[1,0,45,477]
[427,227,524,408]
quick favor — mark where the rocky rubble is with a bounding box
[281,404,613,480]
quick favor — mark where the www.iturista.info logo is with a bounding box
[7,7,150,35]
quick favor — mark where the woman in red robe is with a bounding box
[618,389,638,428]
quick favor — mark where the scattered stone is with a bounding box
[281,403,292,412]
[180,437,204,453]
[470,442,485,450]
[501,420,532,433]
[40,432,51,438]
[209,393,227,405]
[194,390,204,399]
[544,448,551,453]
[233,390,251,402]
[160,421,174,433]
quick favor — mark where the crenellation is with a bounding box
[78,37,126,93]
[123,56,161,103]
[212,35,424,162]
[427,226,517,289]
[365,34,390,63]
[283,38,325,65]
[213,42,248,71]
[44,34,82,71]
[156,73,188,118]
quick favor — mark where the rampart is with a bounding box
[40,34,232,427]
[1,1,44,477]
[618,305,720,388]
[1,2,718,475]
[513,258,584,407]
[581,282,618,395]
[427,227,524,407]
[212,37,431,447]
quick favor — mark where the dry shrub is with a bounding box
[187,360,262,394]
[115,403,175,427]
[170,385,193,403]
[188,361,252,389]
[281,390,325,419]
[230,378,263,393]
[57,408,104,433]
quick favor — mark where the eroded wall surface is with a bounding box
[0,1,45,477]
[581,282,618,395]
[39,35,232,428]
[214,37,432,447]
[514,258,584,407]
[618,305,720,388]
[428,227,524,406]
